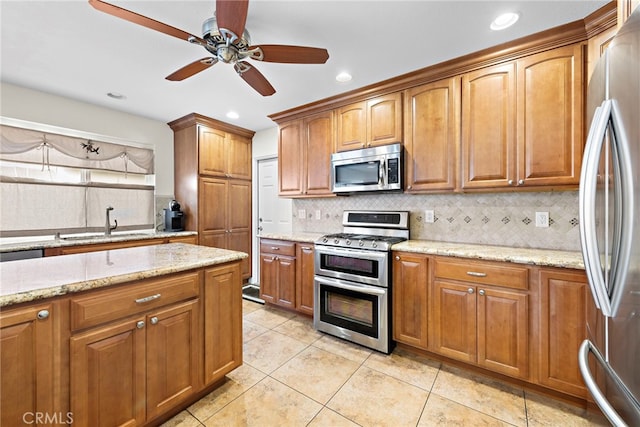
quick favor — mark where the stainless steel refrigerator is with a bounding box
[578,7,640,427]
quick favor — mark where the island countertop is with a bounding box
[0,243,247,307]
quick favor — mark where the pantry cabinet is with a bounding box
[0,301,63,427]
[278,112,334,197]
[462,44,583,190]
[536,267,590,398]
[431,257,529,379]
[260,239,297,309]
[392,251,429,349]
[170,113,254,280]
[404,77,459,192]
[335,93,402,152]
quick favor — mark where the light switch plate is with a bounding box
[315,210,321,220]
[425,210,435,223]
[535,211,549,228]
[298,209,306,220]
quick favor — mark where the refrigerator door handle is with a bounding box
[579,340,629,427]
[579,99,612,314]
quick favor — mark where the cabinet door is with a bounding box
[477,288,528,379]
[228,179,252,279]
[336,101,367,151]
[277,256,297,309]
[516,44,583,187]
[260,254,278,304]
[296,244,315,316]
[198,126,228,177]
[392,252,429,349]
[146,300,200,420]
[227,133,252,180]
[367,93,402,147]
[70,317,146,427]
[303,111,334,196]
[199,177,227,247]
[538,269,589,397]
[204,263,242,385]
[278,120,304,196]
[461,63,516,189]
[1,302,58,427]
[404,78,459,192]
[431,280,476,362]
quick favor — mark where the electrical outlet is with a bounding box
[315,210,321,220]
[535,211,549,228]
[298,209,306,220]
[425,210,435,223]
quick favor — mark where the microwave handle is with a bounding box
[379,159,386,185]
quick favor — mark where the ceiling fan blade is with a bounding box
[235,62,275,96]
[250,45,329,64]
[216,0,249,41]
[166,58,217,81]
[89,0,205,44]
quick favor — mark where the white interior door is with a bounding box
[258,157,292,234]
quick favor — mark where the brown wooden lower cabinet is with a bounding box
[392,252,429,349]
[44,235,198,256]
[260,238,315,315]
[0,261,242,427]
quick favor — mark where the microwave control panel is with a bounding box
[387,158,399,184]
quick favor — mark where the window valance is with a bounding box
[0,124,154,174]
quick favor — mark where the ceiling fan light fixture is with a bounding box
[336,72,352,83]
[490,12,520,30]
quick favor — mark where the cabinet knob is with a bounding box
[37,310,49,320]
[479,289,486,296]
[136,321,145,329]
[150,316,159,325]
[395,256,400,260]
[508,180,514,186]
[468,288,475,294]
[518,179,524,185]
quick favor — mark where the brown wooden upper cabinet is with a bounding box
[404,77,460,193]
[278,111,334,197]
[336,93,403,152]
[198,125,252,180]
[461,43,583,190]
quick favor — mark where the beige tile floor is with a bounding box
[162,300,609,427]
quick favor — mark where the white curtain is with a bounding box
[0,125,154,174]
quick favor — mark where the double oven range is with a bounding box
[313,210,409,353]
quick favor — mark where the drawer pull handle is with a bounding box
[466,271,487,277]
[270,247,280,250]
[135,293,161,304]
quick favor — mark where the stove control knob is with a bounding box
[334,239,340,244]
[359,240,364,247]
[372,241,378,248]
[322,237,328,243]
[346,239,351,245]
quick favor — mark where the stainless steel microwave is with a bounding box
[331,143,402,194]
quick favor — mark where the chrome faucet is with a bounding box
[105,206,117,235]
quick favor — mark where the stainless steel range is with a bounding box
[314,210,409,353]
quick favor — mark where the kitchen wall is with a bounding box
[293,191,581,251]
[1,82,176,226]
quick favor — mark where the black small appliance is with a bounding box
[164,199,185,232]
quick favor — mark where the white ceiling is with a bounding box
[1,0,608,132]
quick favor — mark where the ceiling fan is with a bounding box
[88,0,330,96]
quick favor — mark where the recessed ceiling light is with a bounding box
[336,72,352,83]
[106,92,126,100]
[226,111,239,119]
[490,12,520,31]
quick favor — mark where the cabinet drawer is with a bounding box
[434,258,528,290]
[260,239,296,257]
[70,272,200,331]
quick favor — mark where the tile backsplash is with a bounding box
[292,191,581,251]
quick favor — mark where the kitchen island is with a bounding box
[0,243,247,426]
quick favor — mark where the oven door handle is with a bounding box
[315,245,387,260]
[315,276,387,296]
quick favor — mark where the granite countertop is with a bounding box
[258,232,324,244]
[0,230,198,253]
[0,243,247,307]
[392,240,585,270]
